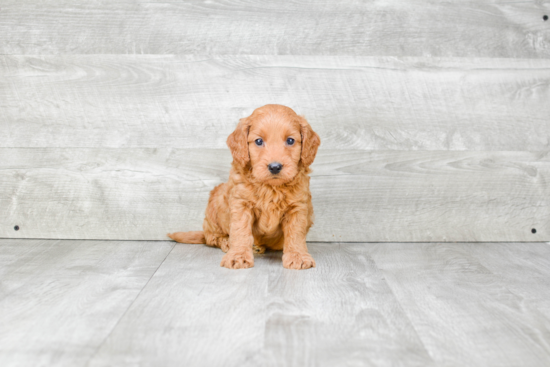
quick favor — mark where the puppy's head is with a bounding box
[227,104,320,185]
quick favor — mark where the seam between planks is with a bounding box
[84,241,177,367]
[370,254,436,364]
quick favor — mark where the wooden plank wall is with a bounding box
[1,0,549,241]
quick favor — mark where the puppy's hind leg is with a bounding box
[201,182,232,252]
[252,244,266,254]
[204,231,230,253]
[252,237,268,254]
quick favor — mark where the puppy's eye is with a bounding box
[286,137,295,146]
[255,138,264,146]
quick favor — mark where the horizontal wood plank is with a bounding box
[0,239,173,367]
[1,148,548,241]
[0,0,548,57]
[2,55,550,150]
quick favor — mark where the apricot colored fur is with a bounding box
[168,104,321,269]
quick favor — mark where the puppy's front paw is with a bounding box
[220,250,254,269]
[282,252,316,270]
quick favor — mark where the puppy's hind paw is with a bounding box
[282,252,316,270]
[218,237,230,253]
[253,244,266,254]
[220,250,254,269]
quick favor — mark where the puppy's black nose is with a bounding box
[268,162,283,174]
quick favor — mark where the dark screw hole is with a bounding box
[532,228,537,234]
[544,15,548,21]
[14,225,19,231]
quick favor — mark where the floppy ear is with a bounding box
[226,117,251,166]
[298,116,321,167]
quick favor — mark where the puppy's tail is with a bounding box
[167,231,206,244]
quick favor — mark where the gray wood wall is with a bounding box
[1,0,549,241]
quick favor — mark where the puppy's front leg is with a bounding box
[282,206,316,270]
[220,202,254,269]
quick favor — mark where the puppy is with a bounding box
[168,104,321,269]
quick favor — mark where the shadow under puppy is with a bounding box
[168,104,321,269]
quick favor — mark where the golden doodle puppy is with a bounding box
[168,104,321,270]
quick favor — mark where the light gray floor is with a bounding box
[1,240,550,367]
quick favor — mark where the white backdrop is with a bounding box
[1,1,549,241]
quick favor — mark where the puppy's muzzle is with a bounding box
[268,162,283,175]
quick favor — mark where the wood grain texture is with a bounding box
[88,243,434,367]
[2,55,550,150]
[0,0,549,57]
[88,244,270,367]
[371,242,550,367]
[464,242,550,319]
[0,239,174,367]
[260,244,433,367]
[1,148,548,241]
[3,241,550,366]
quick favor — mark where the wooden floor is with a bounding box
[1,240,550,366]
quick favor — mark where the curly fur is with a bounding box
[168,104,321,269]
